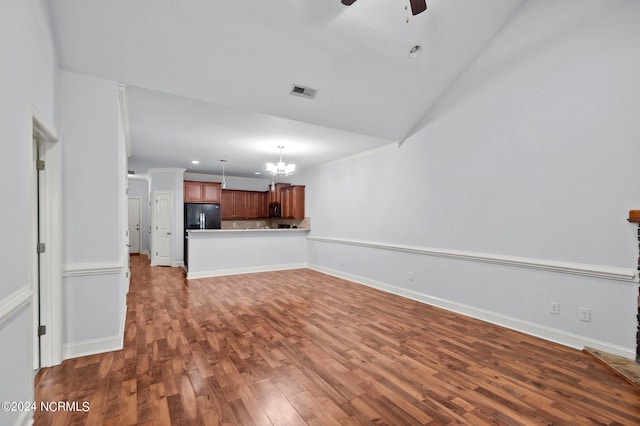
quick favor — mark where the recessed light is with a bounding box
[191,160,200,164]
[254,172,261,175]
[409,45,422,58]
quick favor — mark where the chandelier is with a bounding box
[266,145,295,177]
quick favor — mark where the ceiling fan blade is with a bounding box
[341,0,357,5]
[410,0,427,15]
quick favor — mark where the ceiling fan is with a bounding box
[341,0,427,16]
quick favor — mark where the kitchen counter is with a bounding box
[186,228,309,279]
[189,228,310,234]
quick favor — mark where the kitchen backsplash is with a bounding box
[221,217,310,230]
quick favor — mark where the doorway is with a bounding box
[30,105,62,369]
[153,191,173,266]
[127,197,141,254]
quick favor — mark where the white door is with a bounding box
[127,197,141,254]
[153,192,173,266]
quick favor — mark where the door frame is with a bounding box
[152,191,174,266]
[127,196,142,254]
[28,104,62,368]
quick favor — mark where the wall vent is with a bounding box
[290,84,318,100]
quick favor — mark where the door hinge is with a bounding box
[37,242,46,254]
[36,160,45,171]
[38,325,46,336]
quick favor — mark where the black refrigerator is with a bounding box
[184,203,221,267]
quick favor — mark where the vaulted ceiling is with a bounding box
[47,0,523,177]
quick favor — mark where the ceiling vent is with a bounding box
[290,84,318,100]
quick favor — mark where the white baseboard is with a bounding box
[63,304,127,361]
[308,263,637,360]
[63,335,123,360]
[120,304,127,344]
[187,263,307,279]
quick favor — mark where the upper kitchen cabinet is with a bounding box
[247,191,268,219]
[268,183,291,204]
[184,181,221,203]
[281,185,305,219]
[221,189,249,219]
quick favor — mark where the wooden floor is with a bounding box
[35,255,640,425]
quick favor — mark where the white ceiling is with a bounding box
[46,0,524,177]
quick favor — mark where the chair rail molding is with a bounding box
[308,236,637,283]
[63,246,129,277]
[0,286,33,326]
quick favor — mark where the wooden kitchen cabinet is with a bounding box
[268,183,291,204]
[247,191,268,219]
[281,185,305,219]
[184,181,221,203]
[221,190,233,218]
[221,189,249,219]
[258,192,268,218]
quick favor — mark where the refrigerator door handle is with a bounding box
[201,212,205,229]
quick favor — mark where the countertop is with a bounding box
[188,228,310,234]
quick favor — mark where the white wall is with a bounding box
[59,70,128,359]
[303,0,640,358]
[61,71,122,263]
[0,0,58,424]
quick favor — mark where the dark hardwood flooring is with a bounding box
[35,254,640,425]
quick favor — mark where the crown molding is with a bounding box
[305,141,400,172]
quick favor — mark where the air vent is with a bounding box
[290,84,318,100]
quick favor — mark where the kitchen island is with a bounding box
[186,228,310,279]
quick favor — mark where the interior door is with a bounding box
[154,192,173,266]
[33,136,43,369]
[127,197,141,254]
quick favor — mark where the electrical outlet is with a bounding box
[550,302,559,315]
[579,307,591,322]
[408,272,414,282]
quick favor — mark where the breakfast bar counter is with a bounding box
[186,228,310,279]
